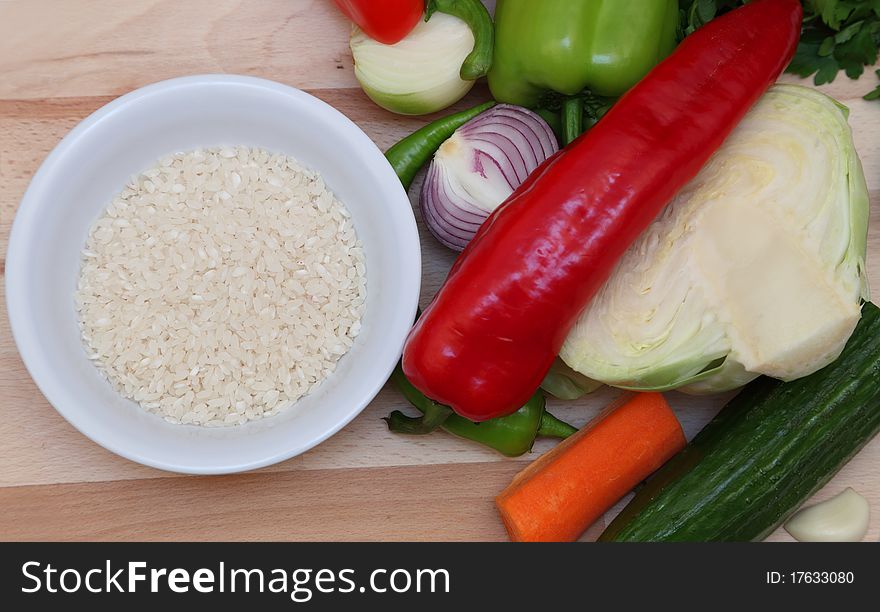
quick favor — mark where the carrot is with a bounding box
[495,392,686,542]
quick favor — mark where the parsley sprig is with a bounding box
[679,0,880,100]
[865,69,880,98]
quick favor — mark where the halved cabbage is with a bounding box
[560,84,869,394]
[541,357,604,400]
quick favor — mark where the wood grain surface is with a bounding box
[1,0,878,541]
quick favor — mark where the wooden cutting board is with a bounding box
[1,0,878,541]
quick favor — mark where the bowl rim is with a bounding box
[5,74,421,474]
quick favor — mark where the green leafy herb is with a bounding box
[865,69,880,98]
[677,0,744,39]
[678,0,880,99]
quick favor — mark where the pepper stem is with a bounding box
[384,403,454,435]
[537,411,578,439]
[426,0,494,80]
[562,97,584,145]
[386,361,454,434]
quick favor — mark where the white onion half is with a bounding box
[351,13,476,116]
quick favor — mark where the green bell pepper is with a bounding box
[386,363,576,457]
[487,0,680,106]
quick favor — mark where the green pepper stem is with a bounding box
[537,411,578,439]
[385,403,454,435]
[562,97,584,145]
[386,362,454,434]
[426,0,494,80]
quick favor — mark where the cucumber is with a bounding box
[600,301,880,542]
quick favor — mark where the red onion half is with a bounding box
[420,104,559,250]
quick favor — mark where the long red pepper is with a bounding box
[402,0,803,421]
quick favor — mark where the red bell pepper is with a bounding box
[332,0,424,45]
[402,0,803,422]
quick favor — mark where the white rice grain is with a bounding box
[75,146,366,427]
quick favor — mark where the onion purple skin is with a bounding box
[421,162,485,250]
[420,104,558,251]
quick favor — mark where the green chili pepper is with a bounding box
[385,101,496,191]
[386,363,577,457]
[488,0,680,106]
[426,0,495,81]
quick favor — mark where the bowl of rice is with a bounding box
[5,75,421,474]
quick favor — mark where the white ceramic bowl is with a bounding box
[6,75,420,474]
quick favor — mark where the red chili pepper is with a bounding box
[402,0,803,422]
[332,0,424,45]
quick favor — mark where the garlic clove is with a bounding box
[785,488,870,542]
